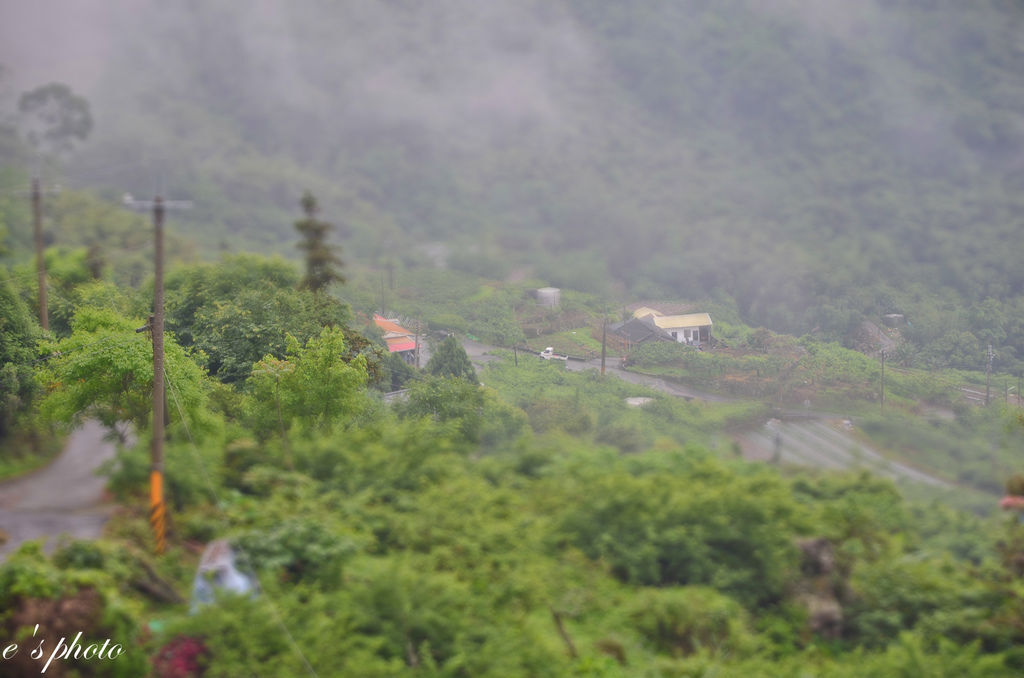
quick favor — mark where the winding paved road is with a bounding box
[462,339,729,401]
[0,420,120,560]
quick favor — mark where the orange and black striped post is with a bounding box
[149,468,166,554]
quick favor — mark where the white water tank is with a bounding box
[536,287,561,308]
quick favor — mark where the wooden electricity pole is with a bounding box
[151,196,166,554]
[31,177,48,331]
[985,344,994,406]
[600,317,607,376]
[880,349,886,414]
[124,192,191,555]
[414,318,422,369]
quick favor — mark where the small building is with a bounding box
[607,315,675,353]
[633,309,713,345]
[374,315,420,364]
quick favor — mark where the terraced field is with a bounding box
[734,418,950,488]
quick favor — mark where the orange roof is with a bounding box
[385,337,417,353]
[374,314,412,336]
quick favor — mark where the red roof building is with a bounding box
[374,315,419,363]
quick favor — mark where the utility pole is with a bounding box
[600,317,607,376]
[151,197,167,555]
[880,348,886,414]
[986,344,994,406]
[31,177,49,331]
[150,195,166,555]
[414,318,421,369]
[124,192,191,555]
[29,177,61,329]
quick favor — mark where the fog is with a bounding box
[2,0,1023,354]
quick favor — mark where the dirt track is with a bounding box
[0,420,120,560]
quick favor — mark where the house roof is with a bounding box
[651,313,713,330]
[385,337,417,353]
[632,306,663,320]
[628,301,698,316]
[374,314,412,336]
[374,315,419,353]
[610,316,674,343]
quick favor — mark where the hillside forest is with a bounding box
[2,0,1024,676]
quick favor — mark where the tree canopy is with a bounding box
[294,191,345,294]
[35,306,207,433]
[164,254,351,383]
[425,334,477,384]
[17,82,92,155]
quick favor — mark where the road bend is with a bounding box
[0,420,120,560]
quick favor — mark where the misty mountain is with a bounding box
[2,0,1024,368]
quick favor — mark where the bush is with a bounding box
[627,587,756,657]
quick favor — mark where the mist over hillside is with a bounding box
[2,0,1024,369]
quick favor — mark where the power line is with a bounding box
[0,158,155,195]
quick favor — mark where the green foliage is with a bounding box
[628,341,696,367]
[380,350,417,391]
[845,556,992,649]
[48,277,132,338]
[164,254,352,383]
[35,306,208,432]
[556,458,801,607]
[857,407,1024,495]
[426,334,478,383]
[627,586,757,658]
[399,375,485,444]
[247,326,368,437]
[525,395,593,436]
[294,190,345,293]
[481,355,764,452]
[365,268,527,346]
[0,542,148,677]
[0,270,39,437]
[234,517,361,587]
[43,246,92,293]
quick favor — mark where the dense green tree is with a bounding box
[425,334,477,383]
[557,459,801,607]
[294,191,345,294]
[382,350,417,392]
[247,326,368,438]
[164,254,352,383]
[35,306,208,433]
[0,272,39,437]
[400,375,485,444]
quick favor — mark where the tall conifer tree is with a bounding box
[294,191,344,293]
